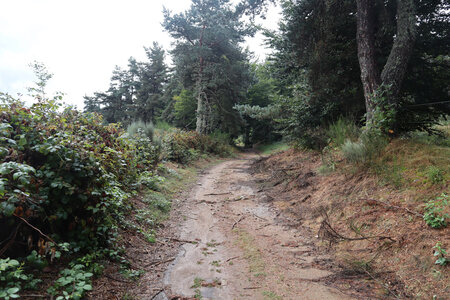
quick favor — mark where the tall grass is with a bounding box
[341,129,388,164]
[326,117,360,147]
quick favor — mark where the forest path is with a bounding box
[161,154,353,300]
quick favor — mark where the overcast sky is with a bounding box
[0,0,280,109]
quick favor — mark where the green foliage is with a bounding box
[326,118,360,147]
[423,194,449,229]
[173,89,197,130]
[433,242,448,266]
[425,166,444,184]
[47,264,93,300]
[126,121,155,140]
[0,95,162,258]
[26,251,48,270]
[0,258,41,299]
[154,121,173,131]
[0,259,24,299]
[161,129,232,163]
[341,129,388,164]
[341,140,368,164]
[84,43,168,124]
[256,142,290,155]
[270,0,448,137]
[27,61,53,100]
[409,131,450,148]
[163,0,254,134]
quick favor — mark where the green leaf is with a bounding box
[6,287,19,294]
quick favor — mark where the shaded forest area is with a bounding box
[1,0,449,299]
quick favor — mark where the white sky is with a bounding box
[0,0,280,109]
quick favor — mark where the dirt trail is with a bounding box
[162,154,353,300]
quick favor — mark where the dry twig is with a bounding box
[319,211,395,245]
[13,214,57,245]
[360,198,423,217]
[232,216,245,229]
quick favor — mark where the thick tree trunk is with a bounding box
[381,0,416,101]
[356,0,380,122]
[356,0,417,124]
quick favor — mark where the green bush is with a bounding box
[126,121,155,140]
[433,242,449,266]
[423,193,449,229]
[0,95,161,257]
[0,258,25,300]
[47,264,93,300]
[160,129,232,163]
[425,166,444,184]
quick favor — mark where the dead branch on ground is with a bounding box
[319,211,395,246]
[359,198,423,217]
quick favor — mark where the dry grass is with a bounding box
[253,136,449,298]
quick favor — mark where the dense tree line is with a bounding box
[85,0,449,147]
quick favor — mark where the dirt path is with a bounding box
[156,154,354,300]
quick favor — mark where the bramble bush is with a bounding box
[0,94,160,257]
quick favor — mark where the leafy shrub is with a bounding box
[425,166,444,184]
[160,129,232,163]
[0,258,24,300]
[0,258,40,299]
[423,193,449,229]
[0,95,161,258]
[433,242,448,266]
[47,264,93,300]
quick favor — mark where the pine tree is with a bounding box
[163,0,254,134]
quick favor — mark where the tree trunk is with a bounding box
[195,26,208,134]
[356,0,417,124]
[195,85,208,134]
[381,0,416,101]
[356,0,380,122]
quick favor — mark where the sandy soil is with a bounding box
[160,154,356,300]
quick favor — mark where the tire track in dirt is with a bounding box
[162,154,354,300]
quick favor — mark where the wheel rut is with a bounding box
[163,155,354,300]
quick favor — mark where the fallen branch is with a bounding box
[13,214,57,245]
[160,237,198,244]
[362,269,400,299]
[243,286,261,290]
[226,256,240,262]
[232,216,245,230]
[252,213,268,222]
[319,211,395,245]
[229,196,251,202]
[145,257,176,268]
[256,223,271,230]
[204,192,231,196]
[149,289,165,300]
[197,200,216,205]
[360,198,423,217]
